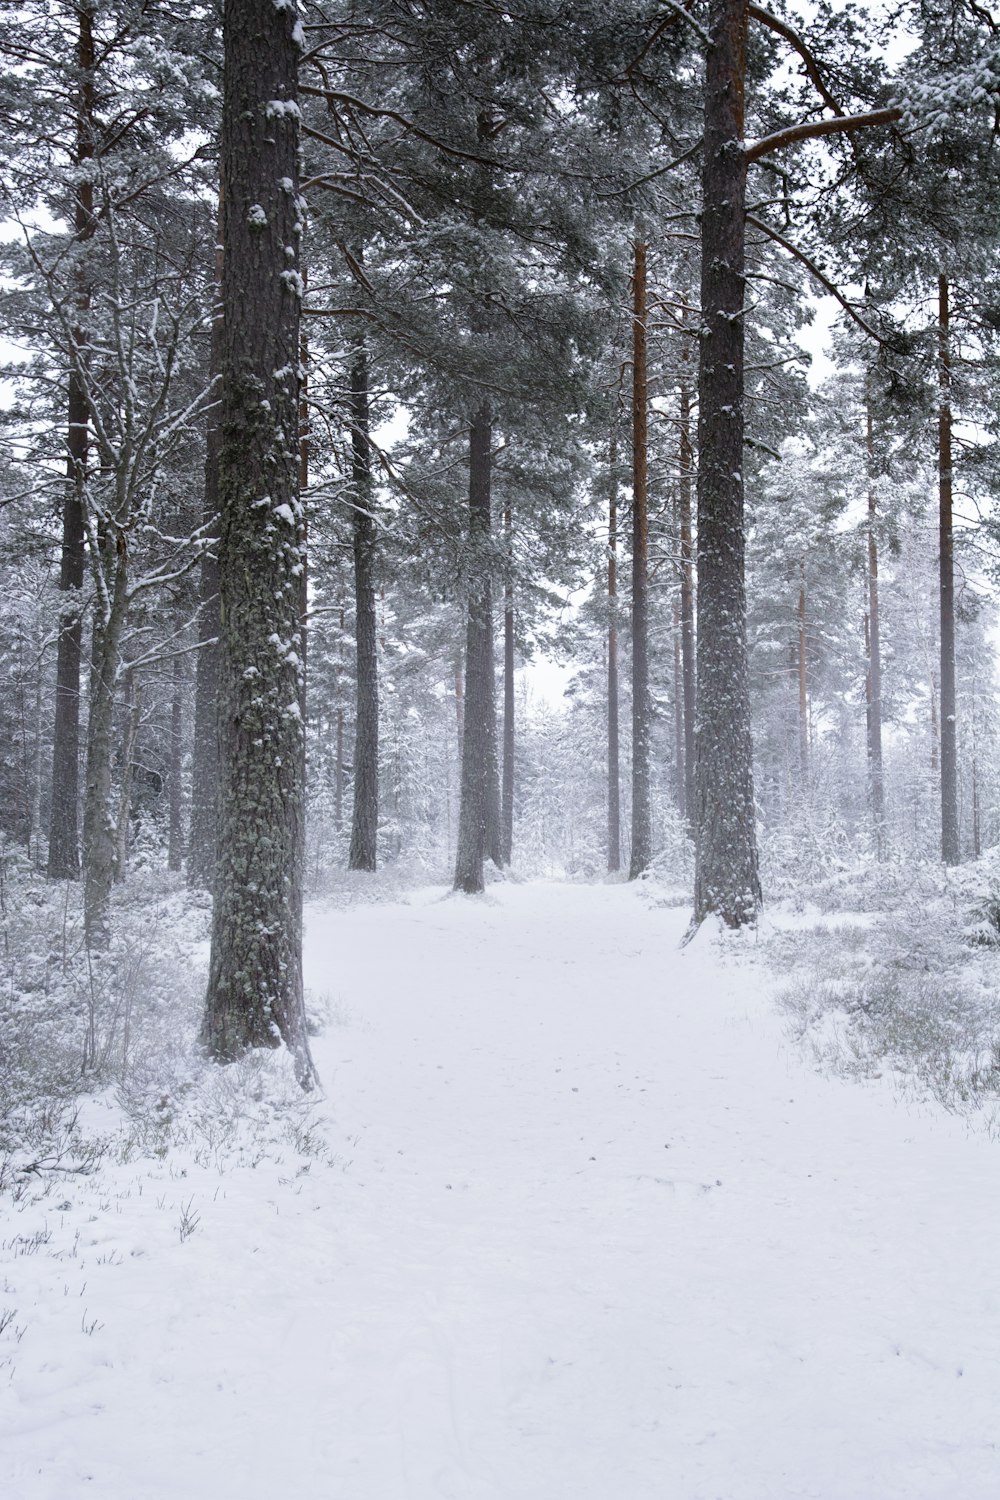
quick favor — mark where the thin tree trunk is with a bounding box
[48,3,97,880]
[674,602,685,817]
[454,405,500,892]
[501,500,514,866]
[865,393,885,853]
[202,0,316,1087]
[168,647,184,872]
[113,669,141,882]
[693,0,761,928]
[629,241,652,880]
[82,555,128,946]
[797,581,808,786]
[607,429,621,873]
[678,308,696,828]
[939,273,959,865]
[931,671,940,774]
[187,191,224,891]
[348,339,379,871]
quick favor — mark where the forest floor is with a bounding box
[4,877,1000,1499]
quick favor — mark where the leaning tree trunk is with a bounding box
[607,429,621,873]
[692,0,761,928]
[454,405,501,893]
[201,0,316,1087]
[187,192,224,891]
[629,241,652,880]
[348,339,379,871]
[938,273,959,866]
[48,3,97,880]
[501,500,514,866]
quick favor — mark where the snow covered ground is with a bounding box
[4,879,1000,1499]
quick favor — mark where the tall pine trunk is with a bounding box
[82,550,129,946]
[607,430,621,873]
[348,340,379,871]
[454,405,500,893]
[938,273,959,865]
[693,0,761,928]
[629,242,652,880]
[201,0,316,1087]
[48,2,96,880]
[678,346,696,828]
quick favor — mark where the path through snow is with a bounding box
[4,880,1000,1498]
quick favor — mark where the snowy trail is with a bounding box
[5,879,1000,1498]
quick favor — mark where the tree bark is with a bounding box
[678,341,696,827]
[938,273,959,865]
[348,339,379,871]
[82,548,128,947]
[693,0,761,928]
[607,430,621,873]
[113,669,141,882]
[797,580,809,787]
[454,405,500,892]
[501,500,514,866]
[168,645,184,872]
[201,0,316,1087]
[48,2,96,880]
[865,392,885,853]
[187,193,224,891]
[629,241,652,880]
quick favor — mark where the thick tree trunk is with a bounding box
[454,405,500,893]
[629,242,652,880]
[113,669,141,882]
[348,340,379,871]
[865,394,885,853]
[693,0,761,928]
[201,0,316,1087]
[501,501,514,866]
[187,195,224,891]
[48,3,97,880]
[938,274,959,865]
[607,431,621,873]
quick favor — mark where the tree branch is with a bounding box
[748,3,844,117]
[746,107,902,162]
[746,213,895,345]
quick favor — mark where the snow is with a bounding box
[4,879,1000,1498]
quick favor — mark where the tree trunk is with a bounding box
[113,669,142,882]
[501,500,514,866]
[168,646,184,872]
[454,405,500,893]
[201,0,316,1087]
[678,346,696,827]
[48,3,97,880]
[348,339,379,871]
[629,241,652,880]
[674,602,685,817]
[187,192,224,891]
[797,580,808,787]
[607,429,621,873]
[865,392,885,854]
[693,0,761,928]
[82,552,128,947]
[938,273,959,865]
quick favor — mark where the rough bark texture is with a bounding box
[629,242,652,881]
[454,406,500,893]
[187,198,224,891]
[693,0,761,928]
[865,394,885,852]
[82,549,128,946]
[607,431,621,873]
[938,274,959,866]
[113,669,141,882]
[48,3,96,880]
[501,501,514,867]
[348,341,379,871]
[201,0,316,1087]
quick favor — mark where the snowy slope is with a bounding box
[3,880,1000,1499]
